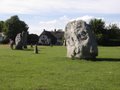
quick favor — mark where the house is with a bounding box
[39,30,57,45]
[0,33,5,42]
[38,29,64,45]
[51,29,64,45]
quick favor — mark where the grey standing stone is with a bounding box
[34,44,38,54]
[15,33,23,50]
[30,44,33,48]
[9,39,14,50]
[22,31,28,49]
[15,31,28,50]
[64,20,98,59]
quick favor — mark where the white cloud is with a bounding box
[71,15,104,23]
[38,16,70,31]
[28,25,42,35]
[106,21,120,28]
[0,0,120,35]
[32,15,120,35]
[0,0,120,14]
[30,15,103,34]
[27,16,69,35]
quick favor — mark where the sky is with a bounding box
[0,0,120,35]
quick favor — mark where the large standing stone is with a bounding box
[64,20,98,59]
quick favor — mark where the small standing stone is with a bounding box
[30,44,33,48]
[34,44,38,54]
[9,39,14,50]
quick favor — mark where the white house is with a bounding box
[38,29,64,45]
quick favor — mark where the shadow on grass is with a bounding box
[24,48,40,52]
[23,49,33,51]
[91,58,120,62]
[48,56,120,62]
[12,48,33,51]
[57,57,120,62]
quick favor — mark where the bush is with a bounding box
[0,38,9,44]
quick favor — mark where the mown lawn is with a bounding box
[0,45,120,90]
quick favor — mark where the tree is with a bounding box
[107,24,120,39]
[4,15,29,40]
[89,18,106,44]
[0,21,4,32]
[89,18,105,34]
[27,34,39,45]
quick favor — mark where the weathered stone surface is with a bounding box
[22,31,28,49]
[64,20,98,59]
[15,31,28,50]
[15,33,23,50]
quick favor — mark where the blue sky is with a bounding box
[0,0,120,35]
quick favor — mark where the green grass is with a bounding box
[0,45,120,90]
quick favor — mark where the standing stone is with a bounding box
[22,31,28,49]
[30,44,33,48]
[64,20,98,59]
[15,31,28,50]
[63,40,66,46]
[15,33,23,50]
[34,44,38,54]
[9,39,14,50]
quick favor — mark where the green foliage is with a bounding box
[89,19,120,46]
[89,18,105,35]
[0,38,9,44]
[27,34,39,45]
[4,15,29,40]
[107,24,120,39]
[0,46,120,90]
[0,21,4,32]
[89,19,106,45]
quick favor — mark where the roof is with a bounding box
[51,30,64,40]
[40,30,57,44]
[40,30,57,39]
[39,30,64,45]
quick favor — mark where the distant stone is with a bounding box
[34,44,38,54]
[15,31,28,50]
[64,20,98,59]
[15,33,23,50]
[30,44,33,48]
[22,31,28,49]
[9,39,14,50]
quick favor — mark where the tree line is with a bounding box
[0,15,39,45]
[0,15,120,46]
[89,19,120,46]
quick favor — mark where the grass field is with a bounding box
[0,45,120,90]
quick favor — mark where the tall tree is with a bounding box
[89,18,105,34]
[89,18,105,43]
[4,15,29,40]
[107,24,120,39]
[0,21,4,32]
